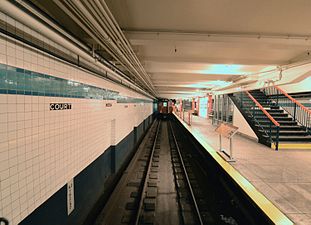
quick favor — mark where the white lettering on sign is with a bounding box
[50,103,72,110]
[67,178,74,215]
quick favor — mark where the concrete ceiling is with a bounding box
[105,0,311,99]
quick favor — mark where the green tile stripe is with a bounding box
[0,63,152,103]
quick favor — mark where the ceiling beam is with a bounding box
[153,83,212,87]
[157,90,202,94]
[141,56,286,66]
[155,86,207,91]
[151,74,234,81]
[125,31,311,48]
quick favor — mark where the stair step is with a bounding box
[256,120,297,125]
[243,100,270,103]
[252,109,284,114]
[244,106,275,110]
[268,113,288,117]
[254,117,292,121]
[259,130,308,136]
[272,136,311,142]
[248,95,269,99]
[256,125,304,131]
[266,109,284,113]
[249,97,268,99]
[248,112,288,117]
[243,103,273,106]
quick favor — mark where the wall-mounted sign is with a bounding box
[67,178,74,215]
[50,103,72,110]
[106,103,112,107]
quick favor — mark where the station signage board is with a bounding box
[50,103,72,110]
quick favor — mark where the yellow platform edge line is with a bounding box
[173,113,294,225]
[272,143,311,150]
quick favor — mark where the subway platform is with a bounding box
[175,113,311,225]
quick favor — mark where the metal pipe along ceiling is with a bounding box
[52,0,157,96]
[0,0,155,99]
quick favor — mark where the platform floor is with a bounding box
[183,115,311,225]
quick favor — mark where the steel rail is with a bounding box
[134,120,161,225]
[168,121,204,225]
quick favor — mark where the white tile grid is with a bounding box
[0,33,7,65]
[1,36,150,103]
[3,98,151,225]
[0,94,7,219]
[2,14,154,100]
[0,14,153,225]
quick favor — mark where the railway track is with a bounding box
[168,121,204,225]
[94,118,275,225]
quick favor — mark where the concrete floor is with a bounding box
[186,115,311,225]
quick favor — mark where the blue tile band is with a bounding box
[0,63,152,103]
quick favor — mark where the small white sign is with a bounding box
[67,178,75,215]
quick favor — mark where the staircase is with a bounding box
[230,88,311,150]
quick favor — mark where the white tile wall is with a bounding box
[0,13,153,225]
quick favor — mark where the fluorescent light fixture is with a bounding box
[195,64,277,76]
[198,64,244,75]
[185,80,232,88]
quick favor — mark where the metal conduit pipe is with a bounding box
[50,0,140,89]
[55,0,120,58]
[53,0,156,95]
[65,1,155,93]
[63,0,154,90]
[90,1,135,68]
[24,2,155,97]
[87,1,145,82]
[0,1,120,81]
[97,0,153,82]
[50,0,145,90]
[100,1,152,81]
[16,0,151,95]
[0,0,155,98]
[83,0,155,89]
[89,1,122,50]
[80,1,131,69]
[16,0,90,53]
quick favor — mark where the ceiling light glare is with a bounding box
[199,64,244,75]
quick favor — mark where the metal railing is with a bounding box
[234,91,280,150]
[263,85,311,135]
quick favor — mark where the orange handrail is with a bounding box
[246,91,280,127]
[274,85,311,115]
